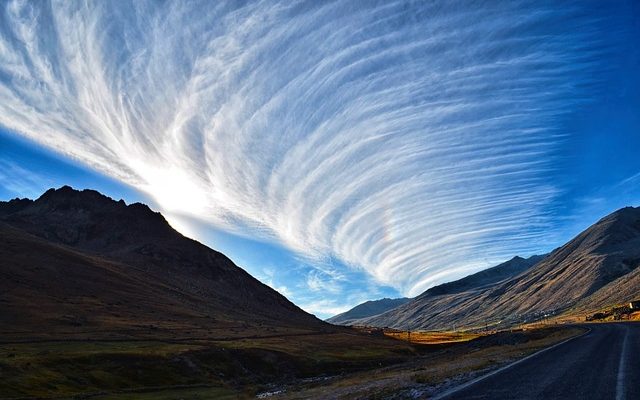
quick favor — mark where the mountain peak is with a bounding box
[600,205,640,221]
[0,186,323,340]
[27,185,166,222]
[571,206,640,254]
[36,185,125,209]
[419,254,544,298]
[0,186,174,251]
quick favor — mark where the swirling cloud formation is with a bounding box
[0,1,616,296]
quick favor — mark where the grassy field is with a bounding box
[0,330,414,399]
[0,341,213,398]
[382,329,481,344]
[0,326,584,399]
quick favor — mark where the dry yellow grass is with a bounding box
[383,329,481,344]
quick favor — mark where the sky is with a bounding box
[0,1,638,319]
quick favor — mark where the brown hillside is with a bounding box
[0,186,327,340]
[361,207,640,330]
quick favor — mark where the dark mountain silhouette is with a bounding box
[1,187,419,399]
[360,206,640,330]
[0,186,327,339]
[327,297,410,325]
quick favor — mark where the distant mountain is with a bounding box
[361,206,640,331]
[327,297,410,325]
[422,254,546,297]
[334,254,543,327]
[0,186,327,340]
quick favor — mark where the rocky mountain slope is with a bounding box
[360,207,640,330]
[420,254,546,297]
[330,254,543,327]
[0,186,328,340]
[0,187,418,398]
[327,297,410,325]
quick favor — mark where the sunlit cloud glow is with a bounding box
[0,1,624,298]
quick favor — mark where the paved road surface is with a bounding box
[437,323,640,400]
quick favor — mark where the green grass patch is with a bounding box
[0,341,217,398]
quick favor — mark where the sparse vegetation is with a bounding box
[276,326,586,399]
[0,331,416,399]
[382,329,481,344]
[0,326,585,399]
[584,303,639,321]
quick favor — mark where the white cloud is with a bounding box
[0,1,614,296]
[298,299,353,318]
[306,270,342,294]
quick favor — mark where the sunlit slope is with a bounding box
[327,297,410,325]
[362,207,640,330]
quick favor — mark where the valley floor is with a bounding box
[273,325,584,399]
[0,325,584,399]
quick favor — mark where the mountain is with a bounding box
[1,187,419,398]
[332,254,543,327]
[421,254,546,297]
[327,297,410,325]
[0,186,326,340]
[361,206,640,330]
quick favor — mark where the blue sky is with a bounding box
[0,1,638,319]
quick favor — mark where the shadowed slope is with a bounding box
[0,186,326,339]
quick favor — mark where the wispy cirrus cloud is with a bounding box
[0,1,624,297]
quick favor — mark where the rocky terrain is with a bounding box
[331,254,543,327]
[357,207,640,330]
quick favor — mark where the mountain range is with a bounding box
[327,297,410,325]
[333,207,640,330]
[3,186,639,338]
[329,254,543,328]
